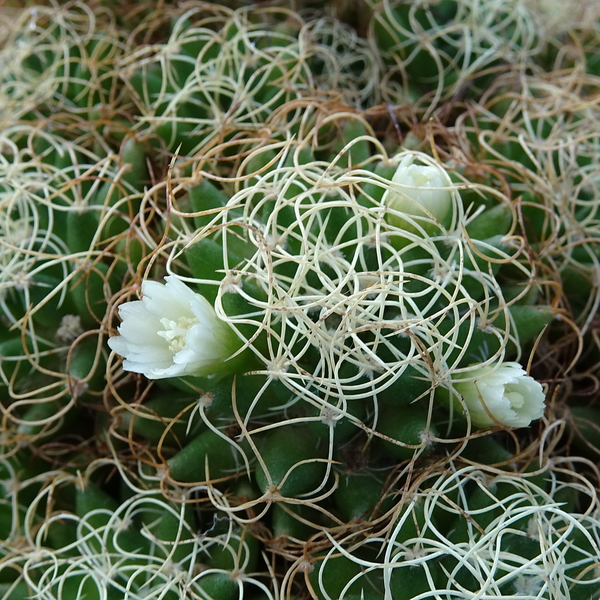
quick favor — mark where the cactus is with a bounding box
[1,1,600,599]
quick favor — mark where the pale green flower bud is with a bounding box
[108,275,240,379]
[383,154,453,230]
[453,362,546,428]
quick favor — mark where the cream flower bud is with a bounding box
[383,154,452,229]
[108,275,240,379]
[453,362,546,428]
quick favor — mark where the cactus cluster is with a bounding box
[1,1,600,599]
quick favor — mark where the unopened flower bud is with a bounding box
[383,154,453,231]
[453,362,545,428]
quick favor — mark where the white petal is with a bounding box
[117,315,164,346]
[117,300,151,322]
[188,292,220,324]
[145,362,190,379]
[163,275,200,298]
[122,358,172,374]
[125,360,187,379]
[119,346,174,363]
[141,278,195,321]
[186,322,231,360]
[118,360,151,374]
[172,346,202,367]
[107,335,131,356]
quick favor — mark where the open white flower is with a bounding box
[108,275,240,379]
[383,154,452,229]
[453,362,546,428]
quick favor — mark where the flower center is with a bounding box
[505,386,525,409]
[157,316,198,354]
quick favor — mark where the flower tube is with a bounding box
[453,362,546,428]
[108,275,241,379]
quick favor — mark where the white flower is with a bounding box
[453,362,545,428]
[108,275,239,379]
[383,154,452,229]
